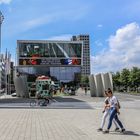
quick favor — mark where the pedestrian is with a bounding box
[97,90,119,132]
[85,87,87,95]
[103,89,125,133]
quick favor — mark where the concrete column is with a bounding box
[96,73,105,97]
[22,76,29,98]
[14,75,29,98]
[89,74,97,97]
[103,73,113,91]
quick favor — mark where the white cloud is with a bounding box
[92,22,140,74]
[4,2,90,37]
[97,24,103,28]
[94,40,103,47]
[47,34,72,41]
[22,6,89,32]
[24,15,54,30]
[0,0,12,4]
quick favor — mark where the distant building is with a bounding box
[16,34,90,83]
[0,54,5,89]
[71,35,90,75]
[0,52,13,93]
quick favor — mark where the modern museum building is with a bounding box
[16,35,90,83]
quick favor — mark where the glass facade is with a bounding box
[17,40,83,82]
[17,66,81,82]
[18,41,82,67]
[18,42,82,58]
[50,67,81,82]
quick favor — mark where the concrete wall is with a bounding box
[96,74,105,97]
[89,75,97,97]
[89,72,113,97]
[103,73,113,91]
[14,75,29,98]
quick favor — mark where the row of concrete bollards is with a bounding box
[89,73,113,97]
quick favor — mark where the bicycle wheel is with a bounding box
[30,100,36,107]
[39,99,49,106]
[45,99,49,104]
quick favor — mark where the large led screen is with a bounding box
[19,58,81,66]
[18,42,82,66]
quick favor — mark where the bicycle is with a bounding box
[30,98,49,107]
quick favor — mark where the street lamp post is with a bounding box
[0,11,4,92]
[0,11,4,54]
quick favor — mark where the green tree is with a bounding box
[112,67,140,93]
[129,67,140,92]
[80,75,89,85]
[120,68,130,91]
[112,71,121,91]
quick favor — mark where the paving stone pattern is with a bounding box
[0,108,140,140]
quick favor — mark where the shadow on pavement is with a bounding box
[53,96,85,102]
[0,96,85,103]
[0,98,31,104]
[123,131,140,136]
[110,130,140,136]
[0,96,94,109]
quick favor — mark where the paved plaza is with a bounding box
[0,91,140,140]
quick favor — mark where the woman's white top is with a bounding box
[108,96,118,108]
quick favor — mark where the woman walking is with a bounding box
[98,91,119,132]
[103,89,125,133]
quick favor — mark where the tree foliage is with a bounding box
[120,68,130,89]
[113,67,140,92]
[80,75,89,85]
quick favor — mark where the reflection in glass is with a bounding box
[19,43,82,58]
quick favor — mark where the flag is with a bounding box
[5,50,11,75]
[68,59,72,65]
[64,59,72,65]
[7,52,11,74]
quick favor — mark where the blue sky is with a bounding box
[1,0,140,73]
